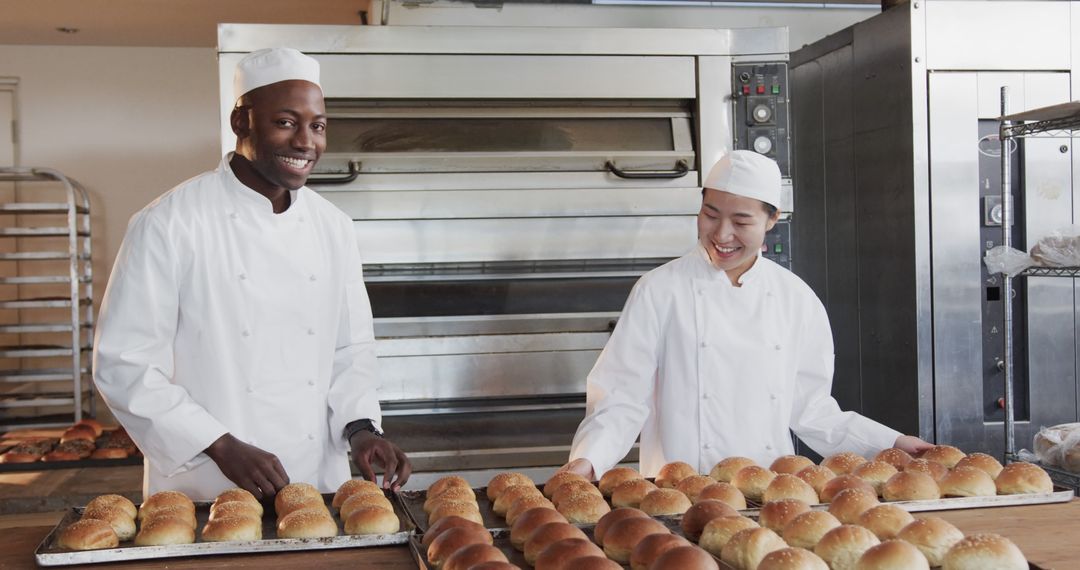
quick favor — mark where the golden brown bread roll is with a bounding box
[427,525,495,568]
[995,461,1054,495]
[134,515,196,546]
[940,466,996,497]
[557,491,610,524]
[828,488,880,525]
[494,484,543,516]
[921,445,966,469]
[551,479,602,508]
[594,507,649,547]
[882,471,940,502]
[0,451,44,463]
[681,499,738,541]
[732,465,776,502]
[90,448,128,460]
[424,515,489,548]
[904,459,949,482]
[822,452,868,475]
[524,522,589,565]
[710,457,757,483]
[676,475,717,503]
[443,543,509,570]
[855,539,929,570]
[86,494,137,521]
[505,495,556,526]
[60,426,96,443]
[639,488,692,516]
[212,488,262,515]
[857,504,914,540]
[698,516,758,557]
[611,478,658,509]
[655,461,697,489]
[652,545,721,570]
[796,465,837,498]
[510,507,568,550]
[276,507,338,539]
[274,483,324,520]
[953,452,1003,479]
[630,532,691,570]
[426,486,478,514]
[770,455,816,475]
[814,524,880,570]
[430,500,483,526]
[941,533,1027,570]
[821,474,876,503]
[345,505,400,535]
[896,516,964,566]
[137,490,195,522]
[208,500,262,522]
[58,518,119,550]
[543,471,589,499]
[332,479,381,509]
[486,471,533,501]
[429,475,472,498]
[81,505,136,542]
[600,516,668,563]
[143,505,197,530]
[781,511,841,550]
[696,482,747,510]
[75,418,105,437]
[759,498,812,533]
[598,467,643,497]
[341,491,394,520]
[873,448,914,470]
[764,473,819,504]
[721,526,787,570]
[852,461,899,496]
[201,515,262,542]
[564,556,621,570]
[534,537,604,570]
[758,547,830,570]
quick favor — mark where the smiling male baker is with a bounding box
[94,48,410,500]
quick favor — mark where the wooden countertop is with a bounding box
[2,500,1078,569]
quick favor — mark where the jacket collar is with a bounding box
[695,244,765,286]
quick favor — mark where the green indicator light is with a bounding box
[774,243,783,254]
[772,85,780,94]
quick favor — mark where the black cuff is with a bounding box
[344,418,384,442]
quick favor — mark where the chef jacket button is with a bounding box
[765,444,773,450]
[247,386,255,394]
[770,393,777,400]
[309,274,317,282]
[241,329,250,337]
[703,443,712,450]
[700,341,708,347]
[766,291,773,297]
[702,393,710,400]
[774,344,782,351]
[238,273,246,281]
[307,328,315,336]
[307,434,315,440]
[229,213,238,220]
[307,380,315,387]
[697,289,703,296]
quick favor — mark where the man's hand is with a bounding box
[558,458,595,480]
[894,434,935,456]
[350,431,412,491]
[204,433,289,500]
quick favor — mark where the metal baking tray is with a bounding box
[35,491,415,566]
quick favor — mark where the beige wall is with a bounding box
[0,45,222,306]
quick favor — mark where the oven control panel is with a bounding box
[762,219,792,270]
[732,62,791,177]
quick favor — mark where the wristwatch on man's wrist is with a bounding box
[344,418,384,442]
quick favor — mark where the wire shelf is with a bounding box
[1020,266,1080,277]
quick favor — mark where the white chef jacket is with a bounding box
[93,155,382,500]
[569,246,901,477]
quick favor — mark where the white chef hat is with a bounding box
[702,151,782,210]
[233,47,321,102]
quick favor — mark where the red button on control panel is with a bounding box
[757,85,766,94]
[742,85,751,95]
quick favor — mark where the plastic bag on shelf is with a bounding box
[1033,422,1080,474]
[1030,225,1080,267]
[983,245,1034,276]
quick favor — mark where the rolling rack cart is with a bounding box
[998,88,1080,493]
[0,167,94,431]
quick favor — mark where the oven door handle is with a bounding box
[306,161,361,185]
[606,160,689,179]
